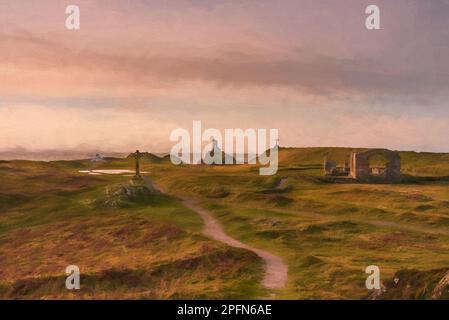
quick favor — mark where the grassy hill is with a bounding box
[0,160,263,299]
[1,147,449,299]
[142,147,449,299]
[126,152,166,164]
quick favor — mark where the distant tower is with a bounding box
[211,138,219,155]
[205,137,223,165]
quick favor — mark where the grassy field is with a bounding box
[0,159,263,299]
[1,147,449,299]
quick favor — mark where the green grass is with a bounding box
[1,147,449,299]
[0,159,264,299]
[142,147,449,299]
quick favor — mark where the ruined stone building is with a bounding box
[324,149,401,183]
[349,149,401,183]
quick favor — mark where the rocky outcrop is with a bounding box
[367,268,449,300]
[104,177,159,207]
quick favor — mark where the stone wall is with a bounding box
[349,149,401,183]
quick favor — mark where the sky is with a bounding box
[0,0,448,153]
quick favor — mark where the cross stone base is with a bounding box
[130,175,145,187]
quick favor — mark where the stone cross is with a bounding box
[132,150,142,176]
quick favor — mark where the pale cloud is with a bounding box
[0,104,177,152]
[2,101,448,153]
[0,0,448,153]
[1,32,448,99]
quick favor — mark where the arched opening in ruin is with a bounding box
[367,153,389,177]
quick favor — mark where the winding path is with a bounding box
[145,178,288,290]
[182,199,288,290]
